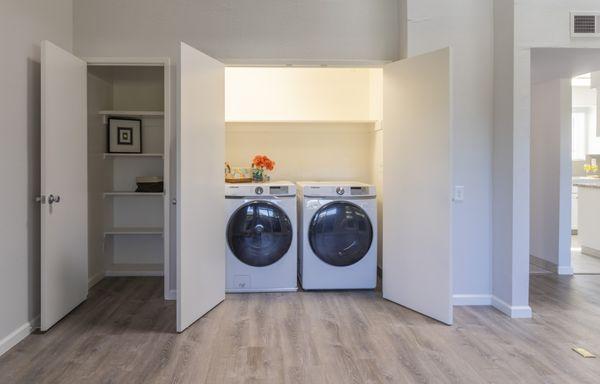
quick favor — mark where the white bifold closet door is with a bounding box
[40,41,88,331]
[382,48,453,325]
[177,42,225,332]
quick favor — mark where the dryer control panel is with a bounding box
[298,182,376,198]
[269,186,290,195]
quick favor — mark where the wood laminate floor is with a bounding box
[2,275,600,383]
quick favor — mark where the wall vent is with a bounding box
[571,12,600,37]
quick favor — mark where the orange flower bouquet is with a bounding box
[251,155,275,182]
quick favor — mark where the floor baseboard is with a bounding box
[491,296,532,318]
[88,271,105,288]
[0,316,39,357]
[453,294,492,306]
[558,265,574,275]
[166,289,177,300]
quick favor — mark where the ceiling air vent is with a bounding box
[571,12,600,37]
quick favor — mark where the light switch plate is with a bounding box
[453,186,465,202]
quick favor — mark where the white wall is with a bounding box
[0,0,73,354]
[73,0,401,293]
[530,79,572,273]
[405,0,494,304]
[492,0,519,313]
[226,123,374,183]
[224,66,379,184]
[225,67,375,121]
[74,0,400,63]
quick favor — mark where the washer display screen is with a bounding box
[308,201,373,267]
[227,201,293,267]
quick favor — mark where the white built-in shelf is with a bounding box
[103,227,163,237]
[98,110,164,123]
[103,153,164,159]
[103,191,164,198]
[98,110,164,117]
[225,119,378,124]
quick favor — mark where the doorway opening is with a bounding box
[570,73,600,274]
[530,48,600,276]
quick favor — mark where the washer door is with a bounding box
[309,201,373,267]
[227,201,293,267]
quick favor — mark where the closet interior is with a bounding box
[224,67,384,265]
[86,63,170,293]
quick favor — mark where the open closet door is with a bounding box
[382,48,453,325]
[40,41,88,331]
[177,42,225,332]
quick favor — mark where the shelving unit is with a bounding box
[98,110,164,123]
[87,63,170,292]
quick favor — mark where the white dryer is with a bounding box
[297,181,377,290]
[225,181,297,292]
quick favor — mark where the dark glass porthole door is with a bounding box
[227,201,293,267]
[309,201,373,267]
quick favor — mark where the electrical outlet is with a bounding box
[453,186,465,202]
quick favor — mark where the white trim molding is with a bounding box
[82,57,170,67]
[453,294,533,318]
[453,294,492,306]
[88,271,105,289]
[530,255,573,275]
[558,265,574,275]
[166,289,177,301]
[0,316,39,357]
[491,296,532,318]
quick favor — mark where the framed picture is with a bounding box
[108,118,142,153]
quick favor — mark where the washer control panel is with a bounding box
[255,186,264,195]
[336,187,345,195]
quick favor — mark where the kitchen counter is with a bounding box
[575,181,600,257]
[573,176,600,188]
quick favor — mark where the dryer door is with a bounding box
[227,201,293,267]
[309,201,373,267]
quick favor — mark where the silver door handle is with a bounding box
[48,194,61,204]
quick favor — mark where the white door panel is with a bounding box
[177,42,225,332]
[40,41,88,331]
[382,48,453,325]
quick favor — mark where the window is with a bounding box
[572,110,587,161]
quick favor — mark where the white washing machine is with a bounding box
[225,181,297,292]
[297,181,377,290]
